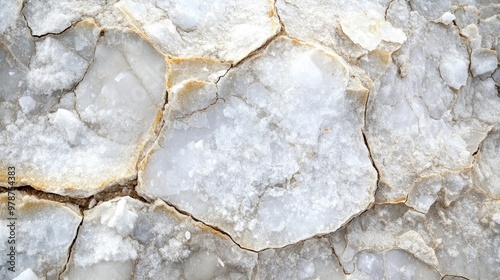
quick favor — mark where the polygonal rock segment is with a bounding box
[116,0,281,63]
[27,21,100,96]
[257,238,345,280]
[62,197,257,280]
[339,10,406,52]
[139,36,377,250]
[276,0,389,48]
[1,21,97,119]
[471,48,498,77]
[0,193,81,280]
[75,29,166,144]
[276,0,406,78]
[23,0,89,35]
[454,77,500,129]
[406,171,470,213]
[365,21,478,203]
[331,203,441,269]
[0,7,35,71]
[347,249,441,280]
[334,186,500,279]
[439,54,469,90]
[456,6,499,44]
[22,0,131,36]
[257,236,441,280]
[0,27,167,197]
[0,22,99,191]
[474,130,500,199]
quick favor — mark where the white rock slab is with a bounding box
[62,197,257,280]
[471,48,498,77]
[0,193,81,280]
[474,130,500,198]
[405,171,470,213]
[347,249,441,280]
[257,238,345,280]
[339,10,406,52]
[116,0,281,63]
[139,36,377,250]
[26,22,100,96]
[334,184,500,279]
[22,0,131,36]
[257,235,440,280]
[0,0,23,34]
[365,20,483,203]
[0,25,167,197]
[276,0,406,69]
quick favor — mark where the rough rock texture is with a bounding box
[0,0,499,279]
[139,36,377,250]
[0,13,167,196]
[474,130,500,198]
[332,183,500,279]
[116,0,281,63]
[0,193,81,279]
[62,197,258,280]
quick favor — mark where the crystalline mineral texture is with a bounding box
[139,36,377,250]
[61,197,257,280]
[0,0,499,279]
[0,193,81,280]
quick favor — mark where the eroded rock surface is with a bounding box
[139,36,377,250]
[0,193,81,280]
[0,8,167,196]
[0,0,499,279]
[62,197,257,280]
[333,184,500,279]
[116,0,281,64]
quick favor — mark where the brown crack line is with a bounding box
[0,178,146,210]
[58,216,83,280]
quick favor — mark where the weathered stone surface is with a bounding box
[62,197,257,280]
[0,193,81,280]
[0,17,167,196]
[333,184,500,279]
[116,0,281,63]
[474,130,500,198]
[0,0,499,279]
[22,0,131,36]
[139,36,377,250]
[257,238,345,280]
[365,14,498,204]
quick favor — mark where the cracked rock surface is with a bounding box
[0,193,81,280]
[62,197,258,280]
[0,0,499,279]
[139,36,377,250]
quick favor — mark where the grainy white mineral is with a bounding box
[116,0,281,63]
[0,0,498,279]
[139,36,377,250]
[62,197,257,280]
[0,193,81,280]
[0,14,167,196]
[333,184,500,279]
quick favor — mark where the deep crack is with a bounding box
[58,217,83,280]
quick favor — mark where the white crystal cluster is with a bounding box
[0,0,499,279]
